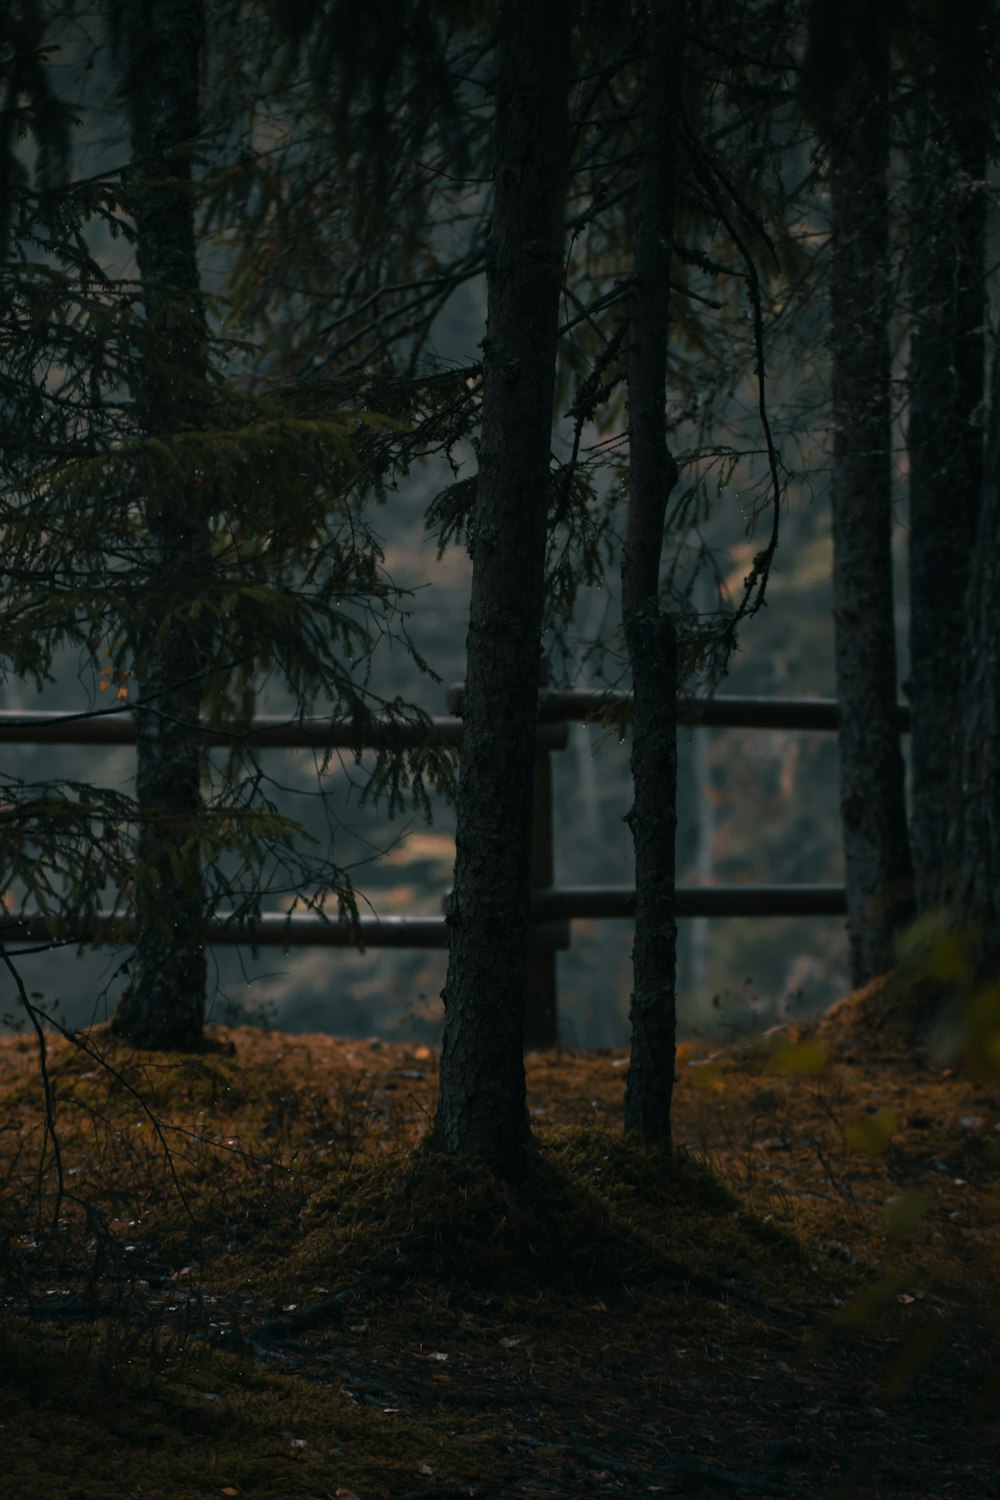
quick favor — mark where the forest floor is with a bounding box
[1,975,998,1500]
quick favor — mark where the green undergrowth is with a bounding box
[0,1317,480,1500]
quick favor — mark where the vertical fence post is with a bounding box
[526,656,560,1048]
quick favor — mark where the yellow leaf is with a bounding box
[927,932,971,983]
[884,1189,931,1243]
[772,1039,828,1076]
[845,1108,897,1154]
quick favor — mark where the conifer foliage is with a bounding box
[0,5,456,1049]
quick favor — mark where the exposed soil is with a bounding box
[1,973,998,1499]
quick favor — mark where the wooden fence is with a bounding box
[0,690,911,1046]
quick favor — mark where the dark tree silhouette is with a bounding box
[433,0,571,1178]
[110,0,214,1048]
[803,0,913,986]
[950,341,1000,960]
[1,5,457,1051]
[621,0,687,1145]
[906,2,990,912]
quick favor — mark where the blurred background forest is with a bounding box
[2,1,992,1049]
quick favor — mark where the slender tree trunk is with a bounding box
[622,0,685,1144]
[433,0,571,1178]
[828,21,913,987]
[687,721,714,999]
[112,0,211,1049]
[907,8,988,911]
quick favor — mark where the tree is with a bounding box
[933,0,1000,965]
[108,0,215,1048]
[802,0,913,987]
[949,337,1000,959]
[432,0,572,1178]
[621,0,686,1144]
[1,6,456,1048]
[905,1,990,912]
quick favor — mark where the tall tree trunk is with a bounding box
[950,339,1000,954]
[112,0,211,1049]
[828,17,913,987]
[907,6,988,911]
[622,0,685,1144]
[433,0,571,1178]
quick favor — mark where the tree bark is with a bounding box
[622,0,685,1145]
[433,0,571,1178]
[828,21,913,987]
[950,339,1000,952]
[907,7,988,911]
[112,0,211,1049]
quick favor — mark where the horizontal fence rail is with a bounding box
[0,914,571,950]
[450,689,913,733]
[0,692,906,1045]
[0,885,847,949]
[0,694,913,743]
[528,883,848,919]
[0,709,459,749]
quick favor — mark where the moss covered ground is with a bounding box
[1,976,998,1498]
